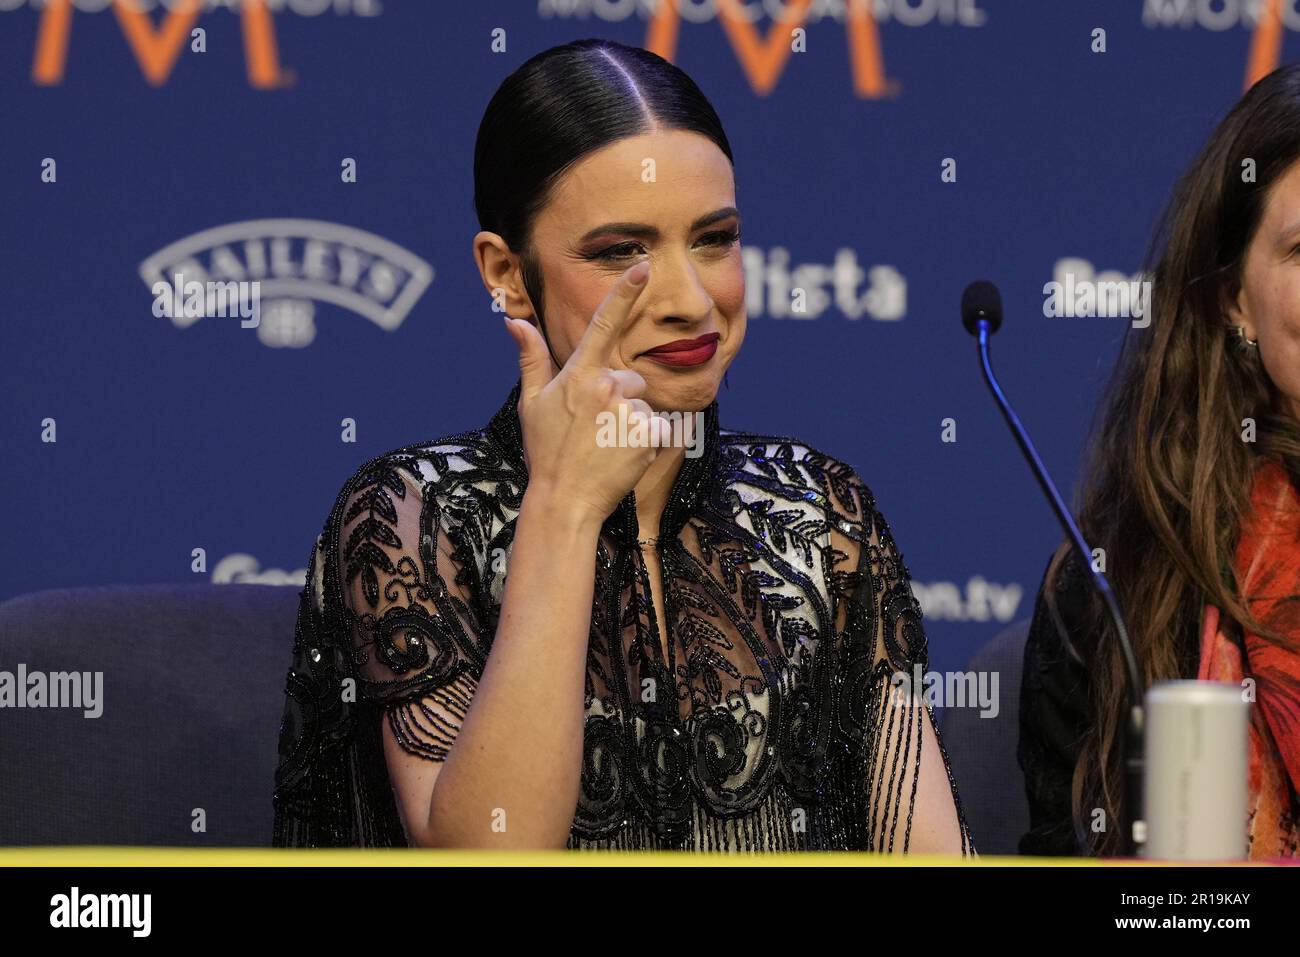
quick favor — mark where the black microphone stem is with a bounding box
[974,321,1146,856]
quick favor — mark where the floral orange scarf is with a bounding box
[1198,458,1300,859]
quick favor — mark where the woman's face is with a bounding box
[1228,157,1300,419]
[480,128,746,414]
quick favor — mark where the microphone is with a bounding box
[961,280,1147,856]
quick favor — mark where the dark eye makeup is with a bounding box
[584,228,741,263]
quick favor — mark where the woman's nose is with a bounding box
[645,250,715,323]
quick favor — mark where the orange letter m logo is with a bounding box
[645,0,895,99]
[33,0,284,88]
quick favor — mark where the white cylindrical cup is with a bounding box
[1142,680,1250,860]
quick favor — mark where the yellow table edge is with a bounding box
[0,847,1281,867]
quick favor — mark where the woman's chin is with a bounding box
[645,379,721,414]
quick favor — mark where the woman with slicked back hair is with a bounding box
[273,38,974,853]
[1020,64,1300,859]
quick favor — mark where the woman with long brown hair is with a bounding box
[1019,65,1300,858]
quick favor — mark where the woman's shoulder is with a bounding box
[332,425,505,508]
[310,424,513,566]
[305,425,508,609]
[1029,549,1092,639]
[1022,548,1092,692]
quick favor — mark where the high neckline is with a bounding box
[485,377,721,544]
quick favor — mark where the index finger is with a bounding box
[568,260,650,371]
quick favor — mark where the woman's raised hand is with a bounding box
[503,261,673,526]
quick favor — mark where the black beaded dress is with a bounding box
[272,380,976,853]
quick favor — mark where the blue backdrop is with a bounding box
[1,0,1289,680]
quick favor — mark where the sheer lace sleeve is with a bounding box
[826,469,975,855]
[336,455,490,761]
[272,451,494,846]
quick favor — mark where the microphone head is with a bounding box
[961,280,1003,336]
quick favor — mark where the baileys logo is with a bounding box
[138,218,433,348]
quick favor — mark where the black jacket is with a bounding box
[1017,551,1092,855]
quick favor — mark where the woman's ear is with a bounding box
[1222,274,1257,341]
[472,231,535,320]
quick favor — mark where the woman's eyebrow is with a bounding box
[577,206,740,243]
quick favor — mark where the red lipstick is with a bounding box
[639,332,720,368]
